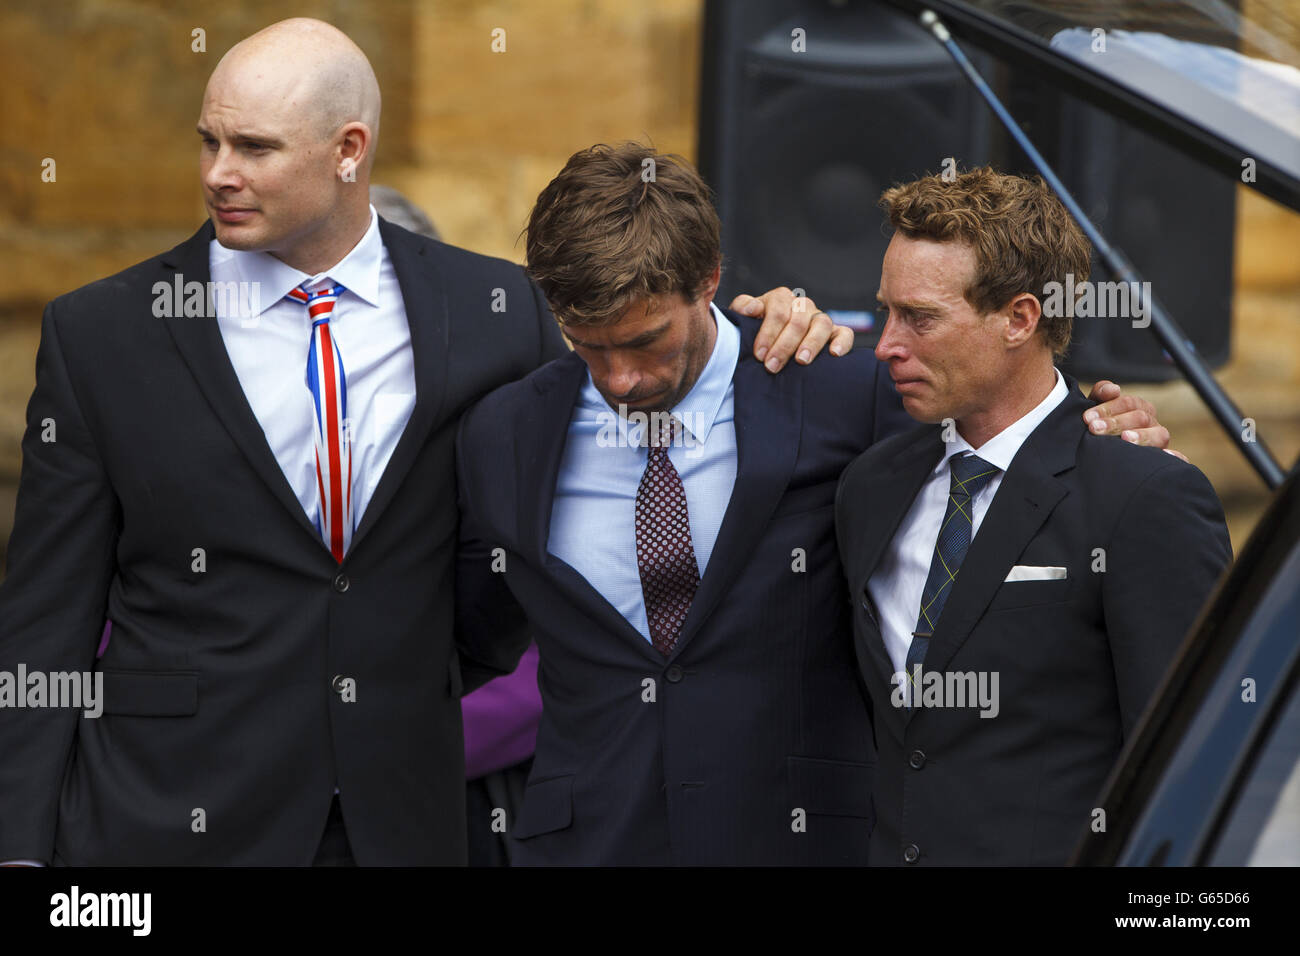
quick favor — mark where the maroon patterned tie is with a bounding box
[635,415,701,657]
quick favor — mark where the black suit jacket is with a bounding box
[455,311,912,865]
[835,377,1232,866]
[0,218,567,864]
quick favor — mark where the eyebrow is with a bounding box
[875,293,941,318]
[196,125,284,147]
[565,320,672,350]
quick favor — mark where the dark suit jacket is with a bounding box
[0,218,567,864]
[835,377,1232,866]
[455,311,912,865]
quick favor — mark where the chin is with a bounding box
[211,225,266,251]
[901,396,941,423]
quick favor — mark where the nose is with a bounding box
[202,143,242,195]
[602,352,643,400]
[875,313,908,364]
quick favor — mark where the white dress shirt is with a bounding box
[868,368,1070,676]
[547,304,739,642]
[210,205,416,535]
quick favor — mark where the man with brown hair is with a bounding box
[836,167,1232,865]
[455,146,1170,864]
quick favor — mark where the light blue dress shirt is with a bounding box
[547,304,740,642]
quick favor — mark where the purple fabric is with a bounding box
[97,619,111,658]
[461,642,542,780]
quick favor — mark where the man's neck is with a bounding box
[269,203,371,276]
[956,359,1057,449]
[649,302,718,416]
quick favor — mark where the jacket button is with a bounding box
[331,675,348,695]
[333,573,350,593]
[665,665,684,683]
[903,843,920,864]
[908,749,926,769]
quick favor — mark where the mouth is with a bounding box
[609,386,667,410]
[212,206,257,223]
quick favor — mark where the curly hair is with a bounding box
[879,167,1090,357]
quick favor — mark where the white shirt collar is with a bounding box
[211,205,383,317]
[935,367,1070,475]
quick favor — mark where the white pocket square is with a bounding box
[1004,565,1068,582]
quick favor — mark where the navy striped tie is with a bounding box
[904,453,1000,698]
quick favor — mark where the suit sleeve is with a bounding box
[1103,460,1232,737]
[834,456,878,735]
[0,302,121,862]
[452,405,532,695]
[529,277,568,364]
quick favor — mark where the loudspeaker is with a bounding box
[698,0,993,335]
[1017,84,1235,381]
[698,0,1234,381]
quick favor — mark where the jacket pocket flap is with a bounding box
[788,755,874,819]
[100,670,198,717]
[512,774,574,839]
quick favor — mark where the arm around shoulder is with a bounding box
[452,403,531,694]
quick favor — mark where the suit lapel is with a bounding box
[160,221,326,551]
[518,352,587,564]
[846,427,945,698]
[519,353,662,660]
[349,219,450,554]
[922,388,1087,677]
[668,318,801,659]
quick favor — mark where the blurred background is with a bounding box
[1,0,1298,573]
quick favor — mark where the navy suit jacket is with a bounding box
[455,310,911,864]
[835,378,1232,865]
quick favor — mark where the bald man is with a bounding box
[0,18,839,866]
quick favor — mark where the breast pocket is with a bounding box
[769,482,835,522]
[986,576,1072,612]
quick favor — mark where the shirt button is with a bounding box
[331,675,348,695]
[904,844,921,864]
[665,665,684,683]
[333,573,350,593]
[909,750,926,770]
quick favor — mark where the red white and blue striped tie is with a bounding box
[287,280,352,562]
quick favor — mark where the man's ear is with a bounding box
[336,122,372,180]
[1004,292,1041,349]
[701,260,722,303]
